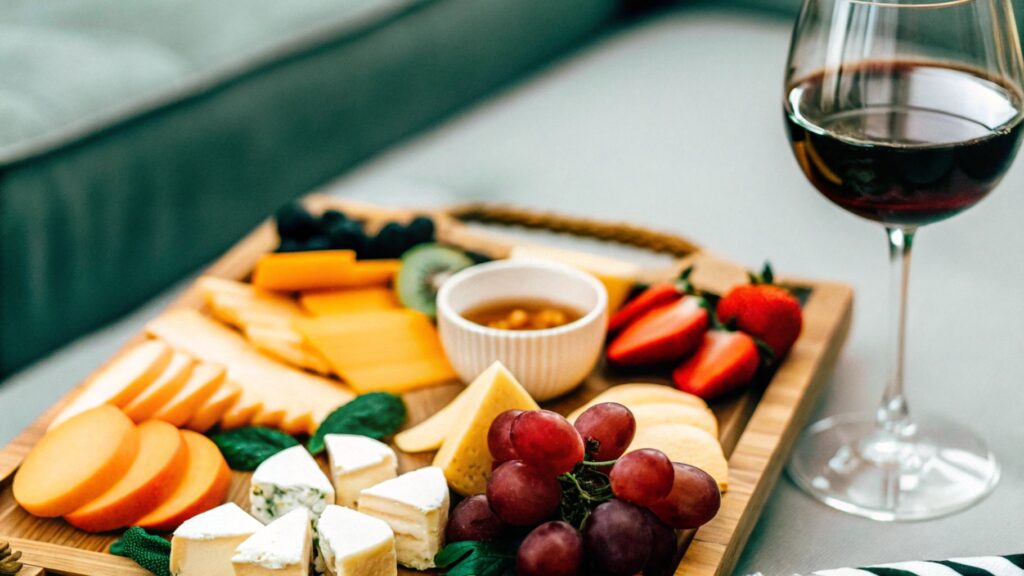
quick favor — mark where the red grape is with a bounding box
[581,500,652,575]
[640,508,678,576]
[516,521,583,576]
[446,494,505,542]
[573,402,636,461]
[487,409,523,463]
[510,410,584,474]
[648,462,721,529]
[486,460,561,526]
[609,449,674,507]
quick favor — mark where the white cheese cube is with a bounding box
[324,434,398,508]
[317,505,397,576]
[357,467,449,570]
[170,503,264,576]
[251,446,334,525]
[232,507,312,576]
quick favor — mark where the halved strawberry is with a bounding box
[716,263,803,360]
[606,296,709,366]
[672,330,759,400]
[608,268,694,334]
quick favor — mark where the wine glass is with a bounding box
[783,0,1024,521]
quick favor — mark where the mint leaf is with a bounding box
[308,392,407,455]
[435,540,517,576]
[110,527,171,576]
[211,427,299,471]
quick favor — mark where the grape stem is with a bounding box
[580,459,618,468]
[559,473,612,501]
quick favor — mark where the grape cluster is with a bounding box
[274,202,435,259]
[446,404,722,576]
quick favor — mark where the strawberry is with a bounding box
[608,268,694,334]
[715,263,802,360]
[672,330,760,400]
[606,295,709,366]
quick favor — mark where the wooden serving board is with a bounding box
[0,198,853,576]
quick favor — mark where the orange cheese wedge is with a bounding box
[299,287,400,316]
[152,363,227,427]
[65,420,188,532]
[134,431,231,532]
[49,340,173,430]
[14,406,139,518]
[186,380,242,433]
[123,352,195,423]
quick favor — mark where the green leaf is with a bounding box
[435,540,517,576]
[110,527,171,576]
[308,392,407,455]
[211,427,299,471]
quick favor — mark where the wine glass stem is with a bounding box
[878,226,916,439]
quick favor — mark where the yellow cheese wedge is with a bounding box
[147,309,353,436]
[153,363,227,427]
[187,381,243,433]
[123,352,196,423]
[49,340,173,430]
[509,245,640,313]
[394,384,478,454]
[433,362,540,496]
[299,287,400,316]
[569,383,710,419]
[628,424,728,492]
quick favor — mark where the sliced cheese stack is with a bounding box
[170,503,264,576]
[431,362,540,496]
[324,434,397,508]
[358,467,449,571]
[233,508,313,576]
[197,276,331,375]
[146,309,353,435]
[251,446,335,525]
[317,505,397,576]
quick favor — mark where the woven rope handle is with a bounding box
[446,203,701,258]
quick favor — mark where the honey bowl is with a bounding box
[436,259,608,401]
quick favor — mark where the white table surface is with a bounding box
[3,6,1022,575]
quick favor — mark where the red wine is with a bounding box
[785,61,1024,226]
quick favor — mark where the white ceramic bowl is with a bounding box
[437,259,608,401]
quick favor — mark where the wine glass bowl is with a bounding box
[783,0,1023,521]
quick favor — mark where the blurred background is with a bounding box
[2,0,1023,572]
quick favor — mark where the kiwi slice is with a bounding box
[396,244,474,318]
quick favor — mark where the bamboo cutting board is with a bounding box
[0,198,853,576]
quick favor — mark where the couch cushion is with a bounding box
[0,0,619,375]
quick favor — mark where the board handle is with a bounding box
[446,203,702,258]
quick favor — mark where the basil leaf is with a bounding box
[211,427,299,471]
[308,392,407,455]
[110,527,172,576]
[435,540,517,576]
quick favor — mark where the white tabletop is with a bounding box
[2,6,1021,575]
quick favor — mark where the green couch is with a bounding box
[0,0,625,375]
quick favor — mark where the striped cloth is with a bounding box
[752,555,1024,576]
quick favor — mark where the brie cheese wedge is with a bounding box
[232,507,312,576]
[357,466,449,570]
[170,503,264,576]
[317,504,397,576]
[251,446,335,524]
[324,434,397,508]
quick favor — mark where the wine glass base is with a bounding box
[787,412,1000,522]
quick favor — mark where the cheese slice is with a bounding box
[324,435,398,508]
[186,380,242,433]
[569,383,710,419]
[621,403,718,438]
[432,362,539,496]
[245,325,332,376]
[628,424,729,492]
[509,244,640,312]
[49,340,173,430]
[232,507,312,576]
[153,362,227,427]
[299,287,400,317]
[251,446,335,525]
[357,467,449,570]
[317,505,397,576]
[123,351,195,422]
[146,309,353,435]
[170,502,264,576]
